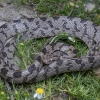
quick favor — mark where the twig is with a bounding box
[68,6,75,16]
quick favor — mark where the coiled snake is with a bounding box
[0,16,100,83]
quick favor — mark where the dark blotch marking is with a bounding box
[13,24,18,33]
[88,57,94,63]
[41,48,47,54]
[80,18,87,23]
[67,16,74,20]
[27,18,34,22]
[56,59,63,66]
[37,25,40,28]
[36,56,42,62]
[47,21,53,28]
[0,24,7,28]
[44,65,50,71]
[13,71,22,78]
[28,64,36,73]
[33,28,38,31]
[0,57,3,64]
[43,66,51,78]
[9,66,15,70]
[30,32,33,35]
[55,27,59,30]
[0,40,3,44]
[36,67,40,73]
[40,17,47,21]
[8,57,13,60]
[62,21,70,30]
[83,24,87,35]
[43,27,48,30]
[92,23,98,34]
[11,63,15,68]
[6,77,12,82]
[5,42,10,47]
[81,63,85,67]
[13,20,21,23]
[53,16,60,20]
[92,23,98,27]
[65,27,70,30]
[66,62,72,66]
[1,30,7,38]
[67,65,73,71]
[74,21,81,32]
[1,68,8,75]
[53,50,68,56]
[3,63,9,67]
[40,30,45,36]
[2,52,7,57]
[23,76,28,82]
[75,59,82,64]
[43,72,48,79]
[7,49,13,53]
[36,21,39,25]
[51,30,56,35]
[54,66,59,73]
[41,32,45,36]
[73,49,77,54]
[23,22,29,30]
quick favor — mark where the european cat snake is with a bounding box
[0,16,100,83]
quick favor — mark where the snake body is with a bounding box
[0,16,100,83]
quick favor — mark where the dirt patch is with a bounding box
[0,1,37,21]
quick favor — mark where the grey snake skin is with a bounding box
[0,16,100,83]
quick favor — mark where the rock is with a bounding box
[0,2,37,21]
[51,92,74,100]
[84,3,95,12]
[0,3,21,21]
[19,6,37,18]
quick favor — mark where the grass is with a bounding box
[3,33,99,100]
[14,33,88,70]
[12,0,100,24]
[0,0,100,100]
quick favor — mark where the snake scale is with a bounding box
[0,16,100,83]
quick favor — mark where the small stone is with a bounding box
[0,3,21,21]
[51,92,74,100]
[19,6,37,18]
[84,3,95,12]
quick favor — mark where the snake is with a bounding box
[0,16,100,83]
